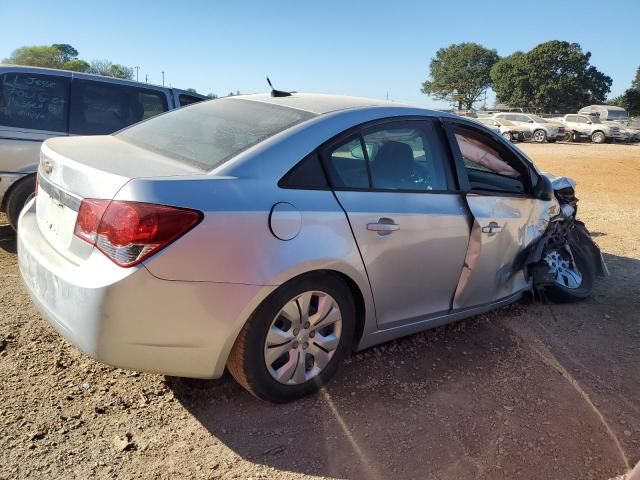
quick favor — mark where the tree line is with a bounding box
[421,40,639,115]
[2,44,134,80]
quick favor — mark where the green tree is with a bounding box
[491,41,612,112]
[421,43,499,110]
[52,44,79,62]
[632,66,640,91]
[207,93,218,99]
[2,45,65,68]
[87,60,134,80]
[61,59,89,72]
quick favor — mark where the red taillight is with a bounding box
[74,199,202,267]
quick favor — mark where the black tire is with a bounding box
[6,176,35,231]
[547,138,557,143]
[501,131,513,142]
[544,245,595,303]
[564,131,574,142]
[227,272,355,403]
[533,129,547,143]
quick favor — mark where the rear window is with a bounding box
[69,79,168,135]
[0,72,70,132]
[117,98,316,170]
[178,94,204,106]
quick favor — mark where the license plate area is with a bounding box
[36,187,79,250]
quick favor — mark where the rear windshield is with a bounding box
[117,98,315,170]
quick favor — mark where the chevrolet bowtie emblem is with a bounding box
[42,160,54,175]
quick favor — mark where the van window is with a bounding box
[179,94,204,107]
[69,80,168,135]
[0,72,70,132]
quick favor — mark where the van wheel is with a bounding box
[227,273,355,403]
[6,176,35,231]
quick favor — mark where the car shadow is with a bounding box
[0,223,16,254]
[168,253,639,479]
[165,301,551,479]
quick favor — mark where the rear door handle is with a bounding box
[481,222,502,235]
[367,218,400,236]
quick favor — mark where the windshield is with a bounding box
[528,115,547,123]
[118,98,316,170]
[477,118,496,126]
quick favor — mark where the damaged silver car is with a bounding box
[17,93,607,402]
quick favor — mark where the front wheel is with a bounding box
[227,273,355,402]
[533,129,547,143]
[543,245,595,302]
[591,131,606,144]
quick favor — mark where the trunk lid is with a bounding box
[36,135,201,263]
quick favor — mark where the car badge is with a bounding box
[42,160,54,175]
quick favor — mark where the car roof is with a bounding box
[229,92,411,115]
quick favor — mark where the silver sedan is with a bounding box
[17,93,607,402]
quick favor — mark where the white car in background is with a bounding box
[493,113,565,143]
[474,117,532,142]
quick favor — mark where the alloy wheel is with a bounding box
[264,291,343,385]
[544,249,583,289]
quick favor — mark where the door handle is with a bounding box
[481,222,502,235]
[367,219,400,236]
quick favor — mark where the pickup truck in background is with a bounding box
[560,114,622,144]
[0,66,207,229]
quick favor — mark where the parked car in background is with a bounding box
[17,93,607,402]
[0,65,206,229]
[474,117,532,142]
[578,106,640,142]
[560,114,621,143]
[493,113,565,143]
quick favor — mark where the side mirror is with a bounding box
[534,175,554,201]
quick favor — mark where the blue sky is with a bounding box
[1,0,638,108]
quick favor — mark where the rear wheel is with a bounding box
[227,273,355,402]
[533,129,547,143]
[564,131,574,142]
[543,245,594,302]
[6,176,35,231]
[501,131,513,141]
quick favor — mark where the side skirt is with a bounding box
[355,291,524,351]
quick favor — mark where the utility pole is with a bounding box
[145,74,148,84]
[135,66,139,82]
[162,71,165,87]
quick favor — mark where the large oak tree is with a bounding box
[421,43,499,110]
[491,41,612,112]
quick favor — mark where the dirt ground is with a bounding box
[1,142,639,480]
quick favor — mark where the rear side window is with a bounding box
[0,72,70,132]
[69,80,168,135]
[179,94,204,106]
[279,151,329,189]
[118,98,315,170]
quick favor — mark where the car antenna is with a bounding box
[267,77,292,97]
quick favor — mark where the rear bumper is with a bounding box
[17,199,275,378]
